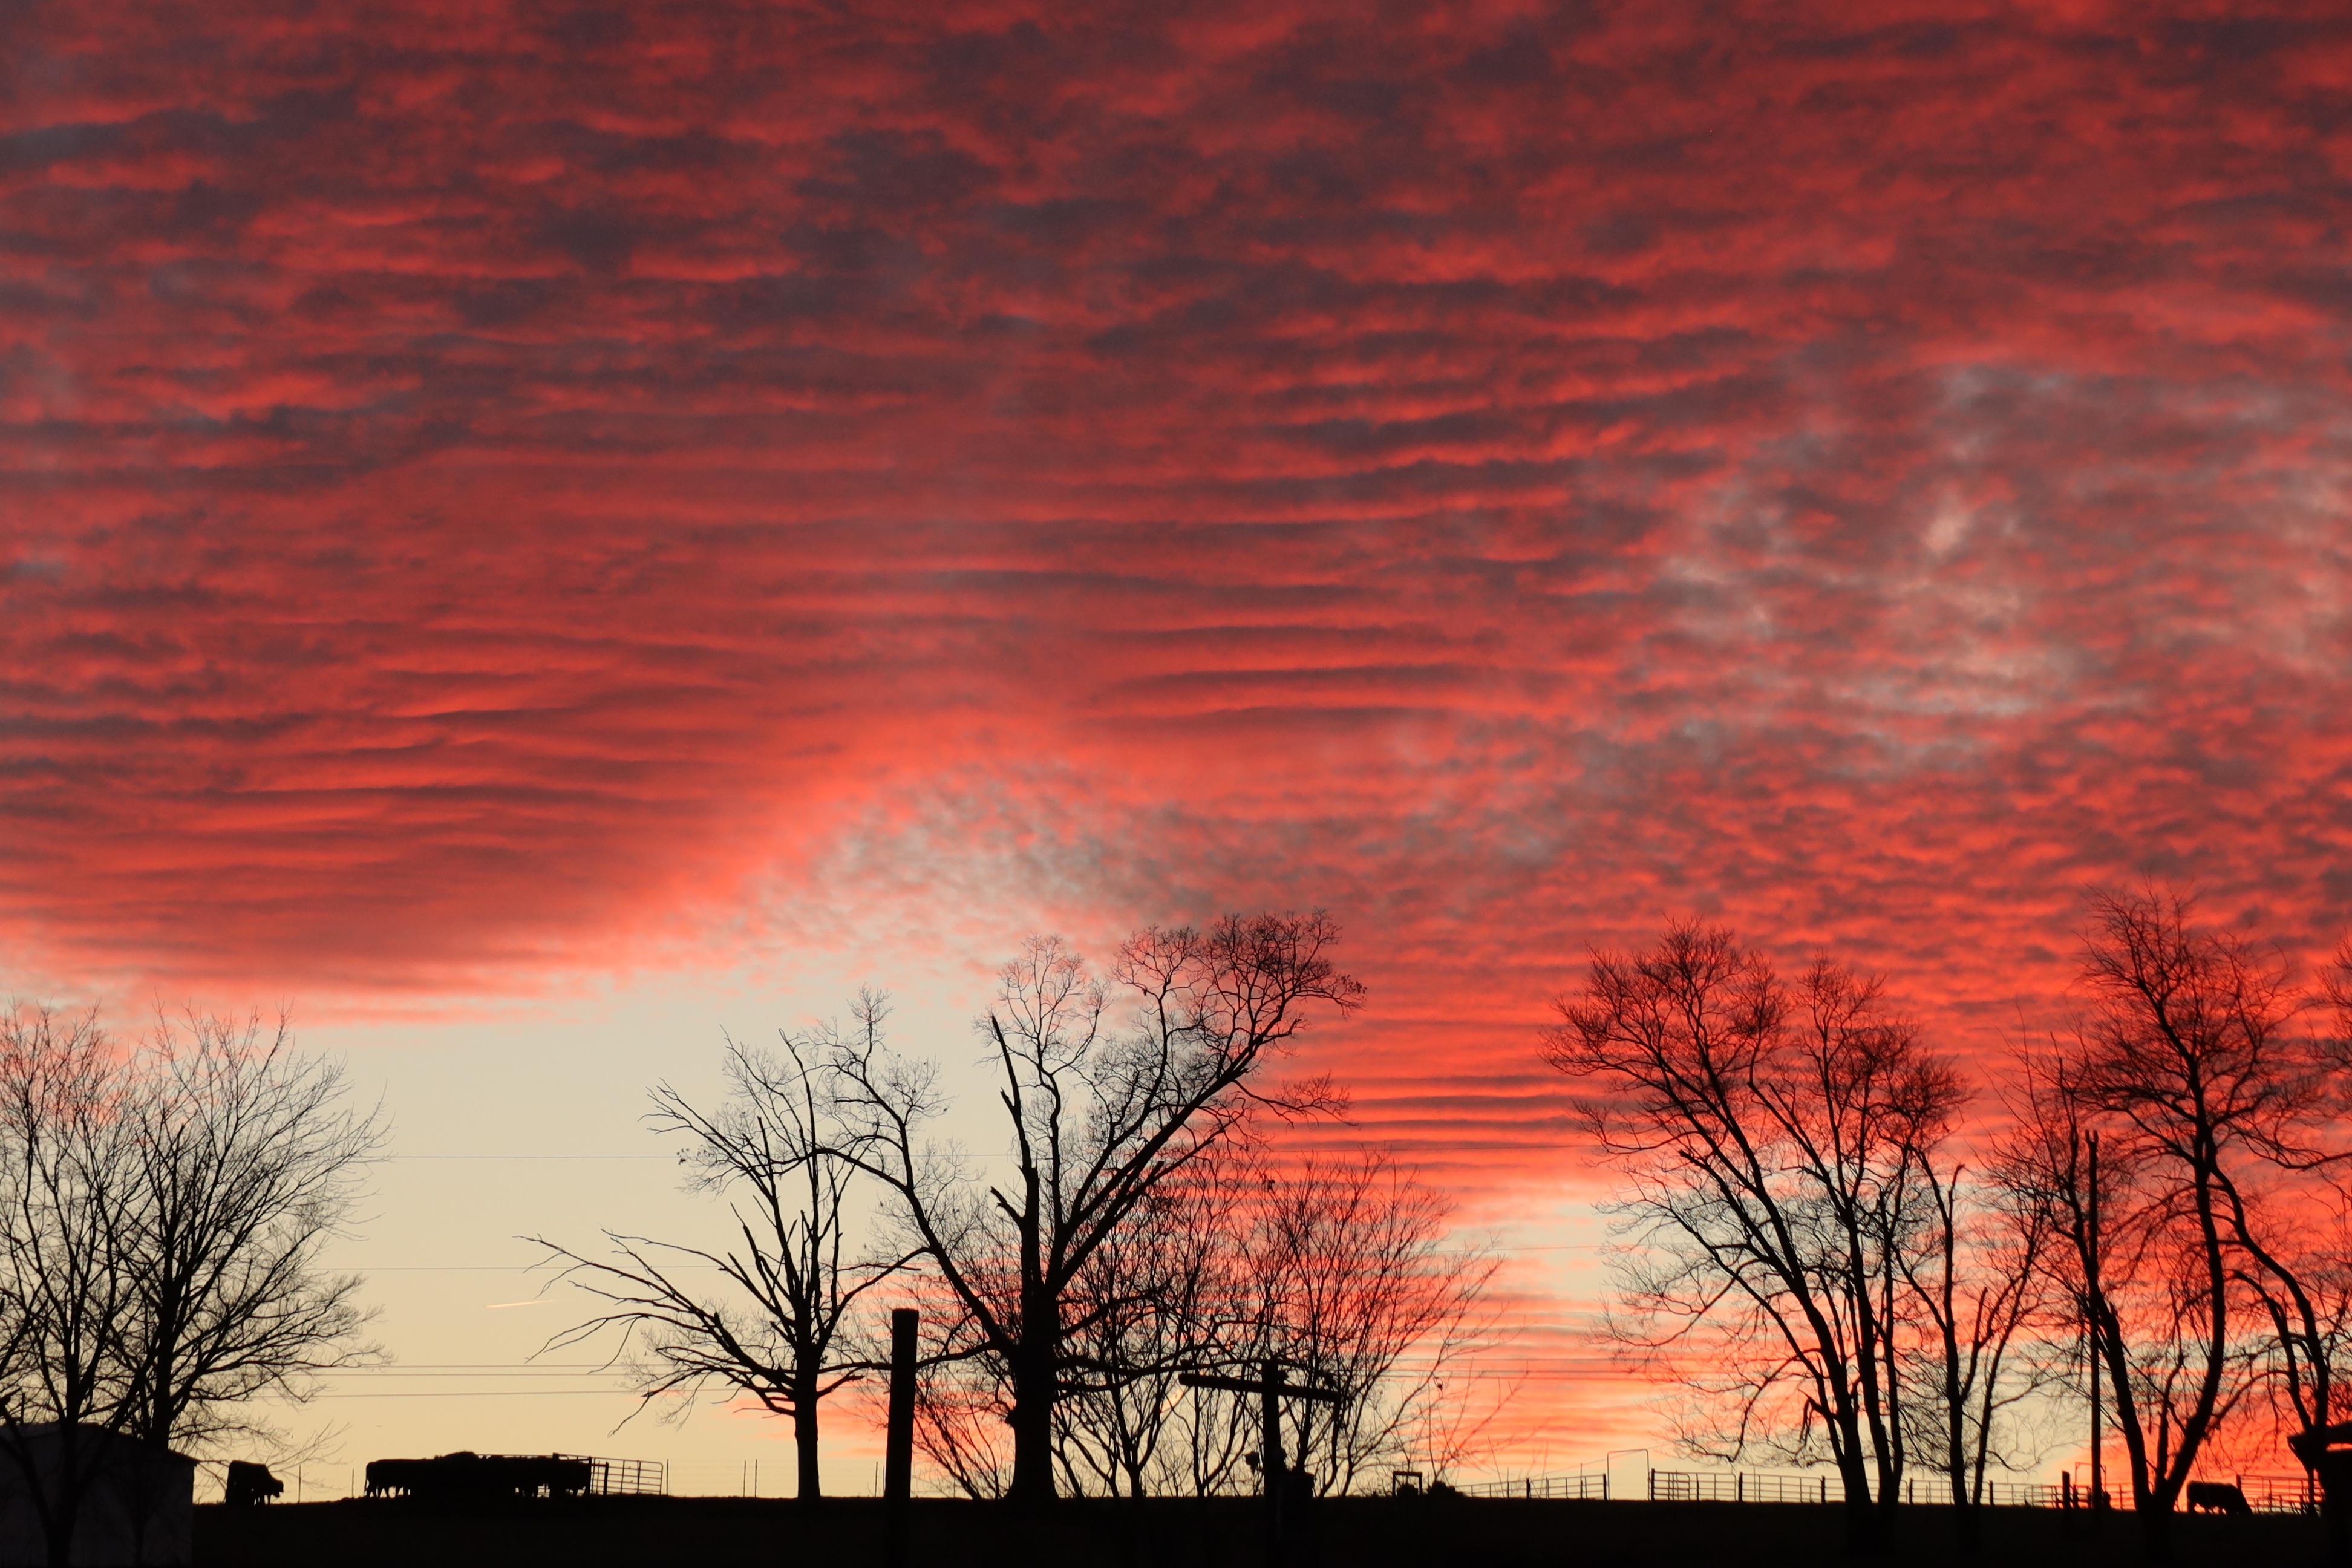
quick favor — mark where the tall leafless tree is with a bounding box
[1229,1149,1499,1497]
[0,1006,378,1568]
[535,1024,906,1499]
[1053,1161,1240,1498]
[1899,1151,2054,1552]
[119,1012,380,1452]
[0,1007,142,1568]
[1046,1145,1497,1500]
[2005,888,2347,1549]
[1544,924,1962,1549]
[827,913,1364,1504]
[2271,936,2352,1460]
[908,1345,1017,1500]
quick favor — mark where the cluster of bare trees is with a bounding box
[21,884,2345,1547]
[0,1007,380,1564]
[543,912,1495,1503]
[920,1142,1497,1503]
[1549,888,2352,1552]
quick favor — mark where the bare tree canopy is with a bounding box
[829,912,1365,1503]
[535,1021,908,1499]
[2003,887,2352,1549]
[123,1012,381,1451]
[0,1005,378,1567]
[1544,923,1965,1549]
[1053,1155,1243,1499]
[1901,1141,2054,1547]
[918,1144,1496,1503]
[1227,1149,1499,1498]
[0,1007,138,1568]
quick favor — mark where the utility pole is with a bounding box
[2088,1132,2105,1515]
[884,1308,917,1501]
[1181,1362,1346,1561]
[886,1308,918,1566]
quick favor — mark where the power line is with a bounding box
[324,1363,608,1371]
[343,1245,1601,1267]
[348,1264,727,1271]
[385,1154,671,1161]
[307,1389,633,1400]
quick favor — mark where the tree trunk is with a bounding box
[792,1367,822,1500]
[1834,1407,1885,1555]
[1007,1328,1058,1506]
[1948,1429,1981,1556]
[1944,1348,1979,1555]
[40,1436,79,1568]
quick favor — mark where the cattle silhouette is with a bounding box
[2185,1481,2250,1515]
[224,1460,283,1506]
[364,1452,592,1501]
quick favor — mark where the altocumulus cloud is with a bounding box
[2,0,2351,1176]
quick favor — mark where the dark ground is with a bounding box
[194,1495,2337,1567]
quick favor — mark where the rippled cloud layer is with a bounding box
[5,0,2352,1181]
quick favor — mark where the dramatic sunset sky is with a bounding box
[7,0,2352,1493]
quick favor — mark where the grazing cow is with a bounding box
[224,1462,284,1506]
[2187,1481,2252,1515]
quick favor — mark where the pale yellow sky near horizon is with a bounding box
[252,960,1648,1501]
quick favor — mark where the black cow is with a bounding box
[224,1461,284,1506]
[2187,1481,2252,1515]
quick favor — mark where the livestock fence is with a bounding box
[587,1458,668,1497]
[1452,1465,2322,1515]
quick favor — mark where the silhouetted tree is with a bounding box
[1045,1145,1497,1500]
[2005,889,2347,1552]
[119,1012,380,1451]
[535,1024,906,1499]
[827,913,1364,1504]
[2004,1065,2236,1546]
[1231,1149,1499,1497]
[0,1007,142,1568]
[1900,1149,2054,1552]
[0,1006,377,1568]
[908,1343,1016,1499]
[2270,938,2352,1466]
[1545,924,1962,1550]
[1054,1161,1239,1498]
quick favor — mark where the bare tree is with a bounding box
[2008,889,2346,1549]
[1230,1149,1498,1497]
[1053,1161,1240,1498]
[0,1007,142,1568]
[827,913,1364,1503]
[1040,1145,1496,1501]
[535,1022,905,1498]
[119,1012,381,1451]
[2269,937,2352,1462]
[1163,1350,1261,1497]
[909,1345,1015,1500]
[1544,924,1962,1549]
[0,1006,377,1568]
[1900,1151,2054,1551]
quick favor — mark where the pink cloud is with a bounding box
[2,1,2350,1180]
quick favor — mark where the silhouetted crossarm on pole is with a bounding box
[1178,1371,1344,1403]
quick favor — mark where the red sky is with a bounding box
[7,0,2352,1313]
